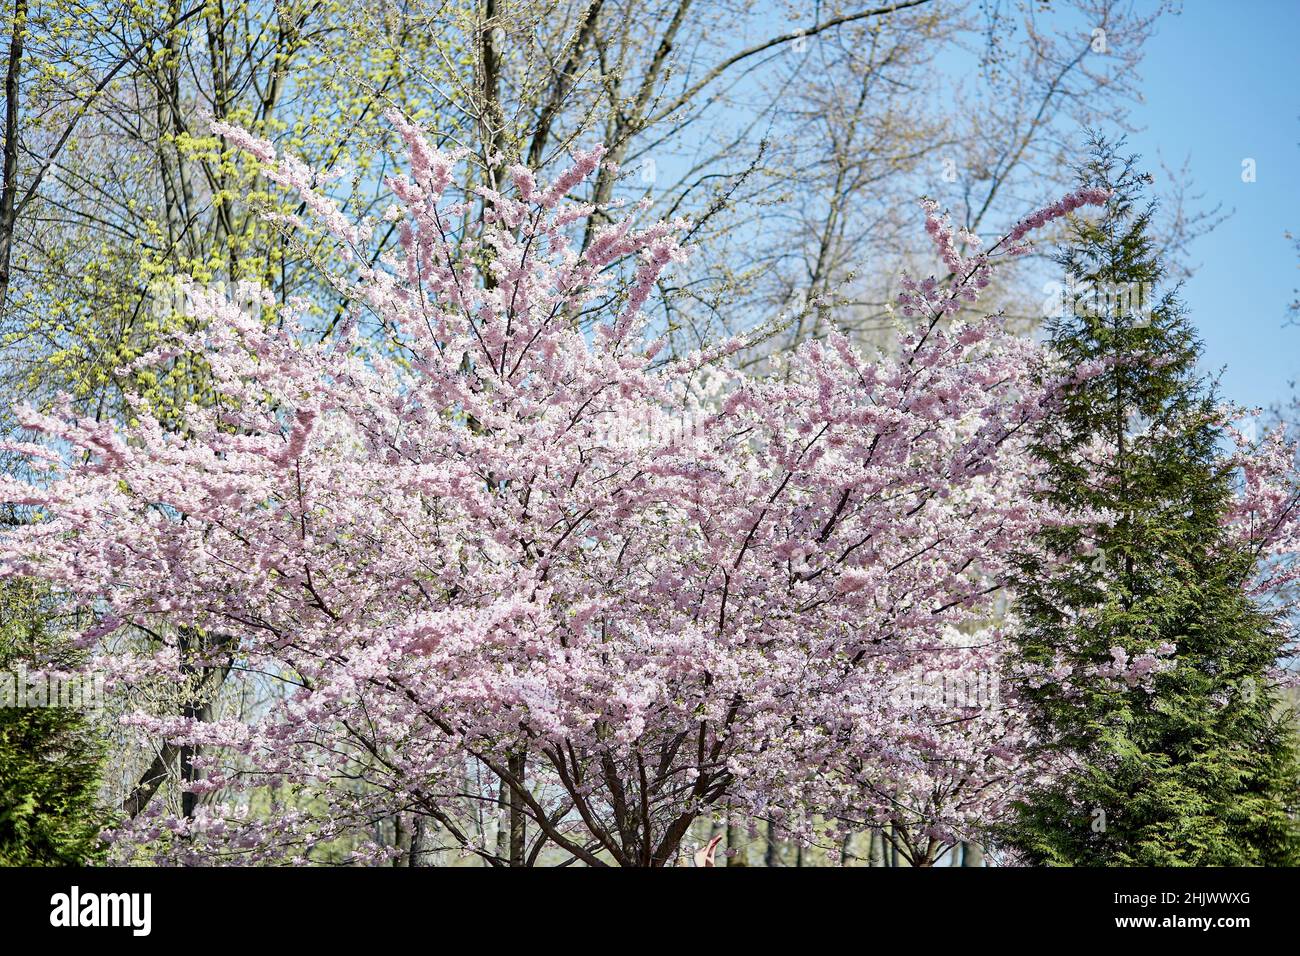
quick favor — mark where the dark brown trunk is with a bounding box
[177,628,212,819]
[508,752,526,865]
[0,0,28,314]
[479,0,506,192]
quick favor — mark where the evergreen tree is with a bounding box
[0,577,108,865]
[1007,137,1300,865]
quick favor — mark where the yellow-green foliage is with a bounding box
[4,0,470,423]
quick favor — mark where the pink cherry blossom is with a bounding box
[0,119,1253,867]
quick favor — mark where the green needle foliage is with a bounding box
[0,579,108,865]
[1006,136,1300,866]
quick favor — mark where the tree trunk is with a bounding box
[508,752,526,866]
[495,776,509,861]
[764,819,780,866]
[868,828,885,866]
[178,628,212,819]
[961,842,984,867]
[409,815,432,867]
[725,812,745,866]
[0,0,28,314]
[392,814,410,867]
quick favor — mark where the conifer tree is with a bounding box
[0,577,107,865]
[1007,137,1300,865]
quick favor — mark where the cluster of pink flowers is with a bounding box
[212,121,371,254]
[1005,187,1111,245]
[899,189,1109,323]
[1222,416,1300,678]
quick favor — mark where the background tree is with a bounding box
[0,0,464,424]
[0,575,108,865]
[1,1,1183,423]
[1006,137,1300,866]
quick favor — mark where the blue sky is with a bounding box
[717,3,1298,411]
[1125,1,1300,411]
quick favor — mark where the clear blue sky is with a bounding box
[1126,1,1300,411]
